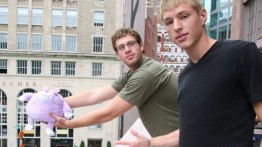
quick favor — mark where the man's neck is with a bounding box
[186,37,216,63]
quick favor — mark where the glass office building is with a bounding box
[209,0,233,39]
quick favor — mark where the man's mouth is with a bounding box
[126,54,134,60]
[176,33,187,42]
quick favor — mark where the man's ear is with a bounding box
[200,8,207,25]
[139,43,144,52]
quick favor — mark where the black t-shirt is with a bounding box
[178,40,262,147]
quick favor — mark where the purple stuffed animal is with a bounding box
[18,86,73,136]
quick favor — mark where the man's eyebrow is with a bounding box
[163,10,189,21]
[163,17,172,22]
[177,10,189,16]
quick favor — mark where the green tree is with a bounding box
[107,141,111,147]
[80,141,85,147]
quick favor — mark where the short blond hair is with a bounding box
[160,0,204,19]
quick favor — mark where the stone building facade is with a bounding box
[231,0,262,49]
[0,0,123,146]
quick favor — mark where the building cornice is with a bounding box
[0,51,118,60]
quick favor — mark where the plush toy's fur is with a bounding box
[19,86,73,136]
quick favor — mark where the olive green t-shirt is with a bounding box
[111,56,179,137]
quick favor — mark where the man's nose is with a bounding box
[173,19,182,31]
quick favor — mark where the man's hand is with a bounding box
[50,113,68,128]
[115,129,150,147]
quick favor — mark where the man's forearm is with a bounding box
[150,129,179,147]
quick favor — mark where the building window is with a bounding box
[182,56,188,63]
[170,55,175,62]
[0,90,7,105]
[60,89,72,97]
[32,8,43,25]
[93,11,104,27]
[89,124,102,129]
[219,0,229,7]
[0,89,7,146]
[157,36,161,42]
[17,88,40,146]
[51,61,61,75]
[258,0,262,37]
[218,26,227,39]
[157,55,160,62]
[171,45,176,52]
[17,8,28,25]
[0,59,7,74]
[0,7,8,24]
[0,33,7,49]
[65,62,75,76]
[17,60,27,74]
[176,66,181,72]
[211,0,218,11]
[177,56,181,62]
[219,8,229,24]
[164,35,169,42]
[170,65,175,72]
[228,24,231,39]
[66,36,77,52]
[93,37,103,53]
[66,10,77,27]
[157,45,160,52]
[52,9,63,26]
[31,60,42,75]
[92,62,102,76]
[246,0,256,41]
[210,30,217,39]
[52,35,62,52]
[17,34,28,50]
[164,55,169,62]
[88,139,102,147]
[31,34,43,51]
[210,13,218,27]
[51,89,74,140]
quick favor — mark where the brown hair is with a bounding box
[111,28,142,52]
[160,0,204,19]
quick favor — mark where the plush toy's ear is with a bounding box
[43,86,48,92]
[51,88,60,94]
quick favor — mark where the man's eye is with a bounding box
[128,42,135,46]
[165,21,173,26]
[118,45,124,50]
[182,15,188,19]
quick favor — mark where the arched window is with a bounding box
[51,89,74,147]
[157,45,161,52]
[17,88,40,147]
[171,45,176,52]
[0,89,7,147]
[176,66,181,72]
[170,65,175,72]
[157,55,161,62]
[164,55,169,62]
[176,56,181,62]
[182,56,188,63]
[170,55,175,62]
[164,35,169,42]
[157,35,161,42]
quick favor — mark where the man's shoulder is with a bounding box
[219,39,254,47]
[215,40,256,54]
